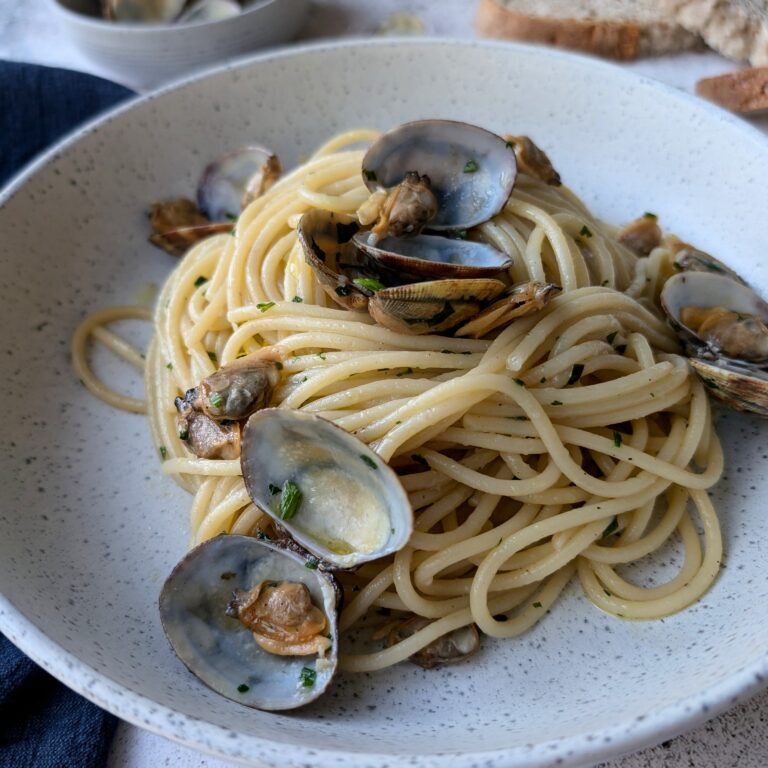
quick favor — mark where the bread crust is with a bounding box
[696,67,768,113]
[475,0,701,60]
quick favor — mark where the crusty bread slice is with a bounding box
[474,0,703,60]
[661,0,768,65]
[696,67,768,113]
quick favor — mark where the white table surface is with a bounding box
[3,1,768,766]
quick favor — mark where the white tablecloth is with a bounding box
[3,1,768,766]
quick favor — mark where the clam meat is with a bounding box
[240,409,413,569]
[159,534,340,710]
[386,617,480,669]
[661,268,768,416]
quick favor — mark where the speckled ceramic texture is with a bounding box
[1,40,768,768]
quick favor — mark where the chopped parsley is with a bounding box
[207,351,217,362]
[613,431,623,448]
[317,352,327,360]
[278,480,303,521]
[194,275,208,287]
[643,212,658,220]
[305,558,320,570]
[237,683,250,693]
[178,425,189,441]
[551,400,563,406]
[353,277,386,292]
[292,295,303,303]
[275,361,283,370]
[360,454,378,470]
[463,159,479,173]
[299,667,316,688]
[607,331,618,344]
[165,362,173,370]
[567,364,584,385]
[532,601,543,608]
[505,140,515,149]
[158,446,168,460]
[602,516,619,538]
[255,530,271,540]
[580,225,593,238]
[209,392,224,409]
[220,571,237,581]
[257,301,275,312]
[363,169,377,182]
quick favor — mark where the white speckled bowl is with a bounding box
[2,40,768,768]
[48,0,308,89]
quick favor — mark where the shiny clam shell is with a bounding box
[369,278,506,335]
[159,534,340,710]
[240,409,414,569]
[352,231,512,280]
[362,120,517,230]
[178,0,241,22]
[690,358,768,417]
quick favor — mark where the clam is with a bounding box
[297,209,387,311]
[386,618,480,669]
[504,135,561,186]
[240,409,413,569]
[102,0,186,22]
[618,214,662,256]
[149,222,233,257]
[177,0,240,22]
[369,278,506,335]
[455,281,561,338]
[198,146,282,221]
[661,270,768,416]
[361,120,517,230]
[159,534,340,710]
[175,349,283,458]
[353,231,512,280]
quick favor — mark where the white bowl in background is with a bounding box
[1,39,768,768]
[48,0,308,89]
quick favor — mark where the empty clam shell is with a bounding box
[198,146,281,221]
[240,409,414,569]
[353,232,512,280]
[362,120,517,230]
[369,278,506,335]
[159,534,340,710]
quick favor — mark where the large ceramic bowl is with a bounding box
[1,40,768,768]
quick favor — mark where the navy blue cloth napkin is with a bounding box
[0,60,135,768]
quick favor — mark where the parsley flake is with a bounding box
[360,454,378,470]
[533,601,543,608]
[178,425,189,441]
[292,295,303,303]
[551,400,563,406]
[194,276,208,287]
[580,225,593,238]
[353,277,386,292]
[463,159,479,173]
[257,301,275,313]
[299,667,316,688]
[237,683,250,693]
[208,351,217,362]
[166,362,173,370]
[158,446,168,460]
[567,364,584,385]
[602,516,619,538]
[305,559,320,570]
[643,212,658,220]
[613,431,622,448]
[209,392,224,409]
[278,480,303,521]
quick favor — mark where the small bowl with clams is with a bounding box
[48,0,309,89]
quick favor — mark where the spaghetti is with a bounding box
[73,128,723,672]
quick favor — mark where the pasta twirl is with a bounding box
[73,128,723,672]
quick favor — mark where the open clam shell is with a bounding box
[198,146,282,221]
[159,534,340,710]
[690,358,768,417]
[297,209,380,310]
[352,232,512,280]
[241,409,414,569]
[660,272,768,363]
[362,120,517,231]
[369,278,506,335]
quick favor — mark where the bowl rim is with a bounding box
[1,36,768,768]
[47,0,284,31]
